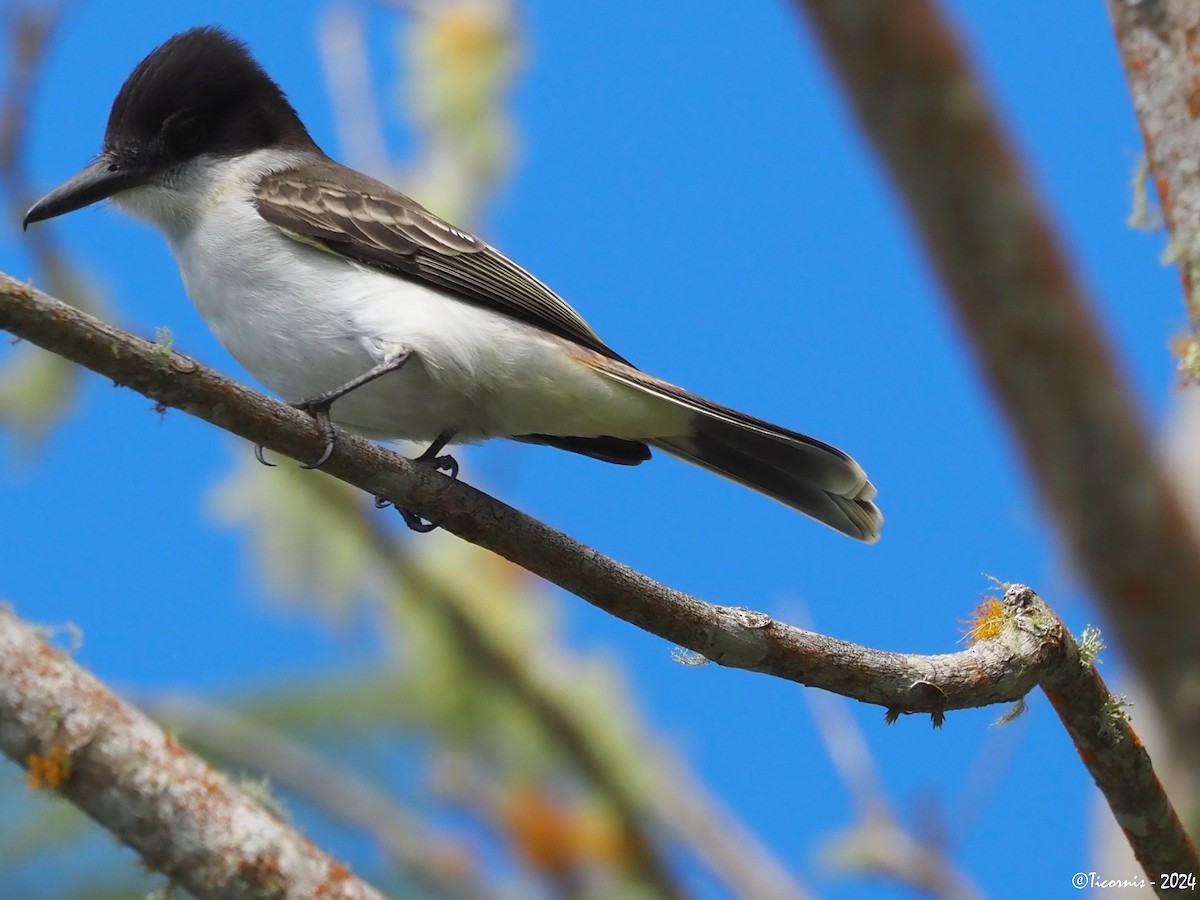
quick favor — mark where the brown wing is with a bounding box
[254,160,628,363]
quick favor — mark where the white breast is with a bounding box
[115,150,677,445]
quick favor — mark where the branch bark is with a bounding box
[0,604,387,900]
[1105,7,1200,824]
[792,0,1200,784]
[143,695,495,900]
[1107,0,1200,330]
[0,271,1194,880]
[1040,645,1197,883]
[1,270,1042,715]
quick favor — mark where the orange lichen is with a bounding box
[1189,77,1200,118]
[162,732,189,760]
[313,861,354,900]
[963,597,1007,644]
[26,742,70,790]
[236,851,283,891]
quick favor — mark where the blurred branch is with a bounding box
[0,3,59,208]
[432,754,630,899]
[640,763,812,900]
[0,604,387,900]
[809,693,982,900]
[318,5,392,178]
[307,474,810,900]
[145,694,495,900]
[396,0,518,223]
[1105,8,1200,835]
[316,478,683,899]
[0,2,105,446]
[792,0,1200,802]
[320,0,518,224]
[1107,0,1200,336]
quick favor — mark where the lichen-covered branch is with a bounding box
[793,0,1200,790]
[1106,6,1200,825]
[0,604,387,900]
[1039,631,1198,886]
[143,695,496,900]
[1107,0,1200,331]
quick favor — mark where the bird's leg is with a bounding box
[413,430,459,482]
[255,348,415,470]
[375,430,459,533]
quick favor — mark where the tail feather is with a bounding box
[651,424,881,542]
[589,360,882,541]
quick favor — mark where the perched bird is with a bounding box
[24,27,881,540]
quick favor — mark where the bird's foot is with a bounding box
[254,350,416,470]
[252,398,336,469]
[291,398,339,470]
[376,435,459,533]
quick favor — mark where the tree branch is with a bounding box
[1107,0,1200,331]
[305,474,809,900]
[0,604,387,900]
[0,270,1040,714]
[1105,4,1200,824]
[808,692,983,900]
[792,0,1200,783]
[143,694,496,900]
[0,3,105,445]
[1,270,1194,878]
[1040,640,1198,884]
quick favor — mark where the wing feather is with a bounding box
[254,160,628,363]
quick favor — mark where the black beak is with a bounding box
[23,154,149,230]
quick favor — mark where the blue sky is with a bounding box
[0,2,1180,897]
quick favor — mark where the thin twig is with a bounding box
[808,692,983,900]
[793,0,1200,812]
[0,604,388,900]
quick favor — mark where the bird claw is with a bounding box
[254,443,276,467]
[291,400,337,470]
[399,508,440,533]
[377,445,461,533]
[421,453,459,485]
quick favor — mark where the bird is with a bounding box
[23,26,881,541]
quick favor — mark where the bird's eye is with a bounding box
[162,108,210,156]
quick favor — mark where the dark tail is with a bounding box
[589,361,882,541]
[651,414,881,542]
